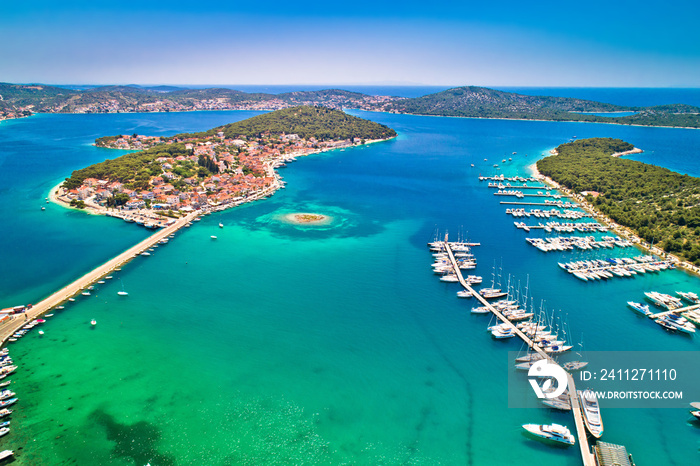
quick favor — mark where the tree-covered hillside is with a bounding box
[379,86,700,128]
[537,138,700,264]
[179,106,397,141]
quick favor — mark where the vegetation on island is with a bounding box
[378,86,700,128]
[64,143,195,192]
[537,138,700,264]
[175,106,396,141]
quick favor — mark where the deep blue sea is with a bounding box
[1,88,699,465]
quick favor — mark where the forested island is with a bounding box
[3,82,700,129]
[376,86,700,128]
[537,138,700,265]
[56,106,395,225]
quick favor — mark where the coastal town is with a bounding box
[53,107,395,224]
[0,84,401,122]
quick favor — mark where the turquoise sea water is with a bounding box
[1,103,700,465]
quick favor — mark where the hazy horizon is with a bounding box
[3,1,699,87]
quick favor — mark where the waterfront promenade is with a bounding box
[442,241,597,466]
[0,211,199,344]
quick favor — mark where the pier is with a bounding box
[648,303,700,319]
[442,241,597,466]
[0,211,200,344]
[487,184,552,190]
[494,192,563,198]
[500,201,578,207]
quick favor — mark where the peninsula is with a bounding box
[536,137,700,266]
[55,106,396,224]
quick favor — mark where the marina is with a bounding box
[526,236,632,252]
[514,222,608,233]
[3,100,699,464]
[437,239,600,466]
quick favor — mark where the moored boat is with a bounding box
[578,390,604,438]
[627,301,651,316]
[522,423,575,445]
[0,398,17,408]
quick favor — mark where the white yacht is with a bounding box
[578,390,604,438]
[661,314,696,334]
[627,301,651,316]
[439,274,459,283]
[677,291,700,304]
[490,325,515,339]
[456,290,472,298]
[522,423,575,445]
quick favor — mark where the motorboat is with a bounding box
[677,291,700,304]
[0,392,14,402]
[542,392,572,411]
[661,314,696,334]
[515,352,545,363]
[0,410,11,419]
[439,274,459,283]
[456,290,472,298]
[627,301,651,316]
[210,235,218,240]
[0,399,17,408]
[563,360,588,371]
[491,326,515,339]
[522,423,575,445]
[655,318,677,332]
[578,390,604,438]
[0,427,9,437]
[91,320,97,326]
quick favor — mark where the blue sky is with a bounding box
[2,1,699,86]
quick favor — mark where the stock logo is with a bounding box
[528,359,568,399]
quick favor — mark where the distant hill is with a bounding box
[380,86,627,116]
[377,86,700,128]
[0,83,394,117]
[2,82,700,128]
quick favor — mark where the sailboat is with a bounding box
[117,280,128,296]
[563,336,588,371]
